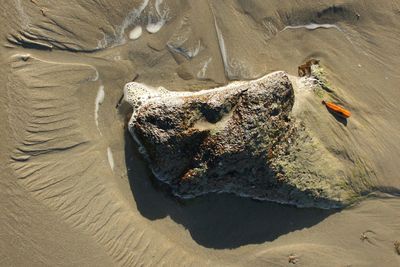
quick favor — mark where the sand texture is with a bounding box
[1,0,400,266]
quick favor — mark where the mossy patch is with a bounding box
[310,64,336,99]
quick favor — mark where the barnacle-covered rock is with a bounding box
[124,71,354,208]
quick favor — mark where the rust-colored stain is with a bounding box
[322,100,351,118]
[298,59,320,77]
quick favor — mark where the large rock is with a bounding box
[123,71,353,208]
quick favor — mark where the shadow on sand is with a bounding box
[325,106,348,126]
[124,131,337,249]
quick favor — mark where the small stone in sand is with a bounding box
[40,8,48,16]
[129,26,142,40]
[288,254,299,264]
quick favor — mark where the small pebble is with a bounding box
[129,26,142,40]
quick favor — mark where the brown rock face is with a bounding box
[125,72,345,208]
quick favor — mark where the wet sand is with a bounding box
[1,0,400,266]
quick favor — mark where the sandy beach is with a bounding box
[1,0,400,266]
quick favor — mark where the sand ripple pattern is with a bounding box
[7,56,202,266]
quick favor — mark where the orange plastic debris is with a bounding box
[322,100,351,118]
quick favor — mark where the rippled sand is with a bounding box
[1,0,400,266]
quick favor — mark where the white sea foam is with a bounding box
[211,11,249,79]
[92,69,99,81]
[197,57,212,79]
[107,147,115,171]
[283,23,341,31]
[155,0,163,15]
[146,20,165,33]
[213,20,230,77]
[120,0,150,37]
[146,0,168,33]
[187,40,202,58]
[95,85,105,130]
[123,72,277,125]
[97,0,150,48]
[129,26,143,40]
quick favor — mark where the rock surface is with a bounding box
[124,72,353,208]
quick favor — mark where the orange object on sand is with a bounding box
[322,100,351,118]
